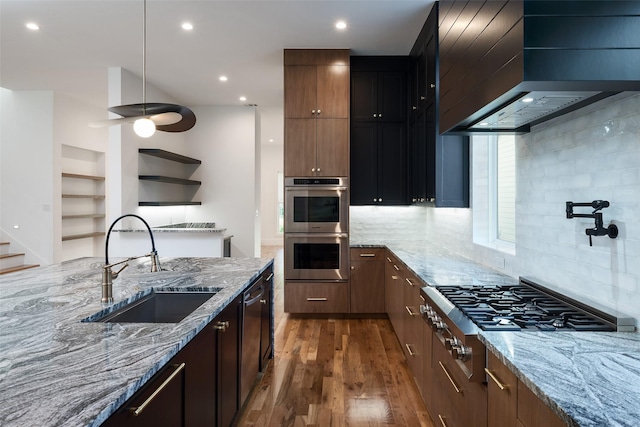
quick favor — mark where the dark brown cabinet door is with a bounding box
[317,64,350,119]
[351,71,378,121]
[284,119,316,176]
[349,248,385,313]
[284,66,317,119]
[217,296,241,427]
[486,352,517,427]
[260,268,274,371]
[103,362,187,427]
[378,72,406,122]
[316,119,349,177]
[378,122,406,205]
[241,277,264,405]
[350,122,378,205]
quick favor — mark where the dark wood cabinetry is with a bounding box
[284,49,350,177]
[349,248,385,313]
[103,267,274,427]
[350,57,408,205]
[486,352,566,427]
[409,3,470,207]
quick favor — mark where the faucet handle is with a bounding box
[112,263,128,279]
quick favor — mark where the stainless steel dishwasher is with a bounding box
[240,277,264,404]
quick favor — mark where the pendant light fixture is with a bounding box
[90,0,196,135]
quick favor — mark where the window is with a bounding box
[277,171,284,234]
[472,134,516,252]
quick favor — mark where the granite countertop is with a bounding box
[114,222,227,233]
[0,256,273,427]
[351,238,640,427]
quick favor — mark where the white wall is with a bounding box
[187,106,260,257]
[260,143,283,245]
[352,93,640,323]
[0,89,55,265]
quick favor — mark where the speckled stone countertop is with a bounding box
[351,238,640,427]
[114,222,227,233]
[0,256,272,427]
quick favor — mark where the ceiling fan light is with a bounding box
[134,118,156,138]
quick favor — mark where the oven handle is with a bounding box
[285,233,348,239]
[285,186,348,191]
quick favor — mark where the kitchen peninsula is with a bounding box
[0,256,273,427]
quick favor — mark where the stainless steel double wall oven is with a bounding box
[284,177,349,281]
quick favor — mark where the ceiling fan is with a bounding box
[89,0,196,137]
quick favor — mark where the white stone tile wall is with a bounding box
[352,93,640,323]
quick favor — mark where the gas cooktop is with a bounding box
[435,278,632,332]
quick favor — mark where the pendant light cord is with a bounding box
[142,0,147,114]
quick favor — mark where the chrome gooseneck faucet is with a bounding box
[102,214,161,303]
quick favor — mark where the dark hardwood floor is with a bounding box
[236,246,433,427]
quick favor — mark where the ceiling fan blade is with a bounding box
[150,112,182,126]
[88,116,138,128]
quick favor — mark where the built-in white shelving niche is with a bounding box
[60,145,105,261]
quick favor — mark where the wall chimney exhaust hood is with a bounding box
[438,1,640,135]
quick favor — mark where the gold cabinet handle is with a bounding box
[391,275,399,280]
[359,253,376,257]
[306,297,328,301]
[386,256,392,262]
[405,306,417,316]
[484,368,508,390]
[265,273,274,282]
[438,414,449,427]
[393,264,400,271]
[214,321,229,331]
[438,361,461,393]
[405,344,416,356]
[131,363,186,416]
[405,278,414,286]
[260,299,267,304]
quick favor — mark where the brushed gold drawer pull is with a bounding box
[131,362,186,416]
[484,368,508,390]
[438,414,449,427]
[214,321,229,331]
[306,297,328,302]
[391,275,399,280]
[393,264,400,271]
[405,306,417,316]
[265,273,274,282]
[386,256,392,262]
[359,253,376,257]
[405,343,416,356]
[260,299,267,304]
[405,278,414,286]
[439,361,461,393]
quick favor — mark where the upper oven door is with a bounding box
[284,178,348,233]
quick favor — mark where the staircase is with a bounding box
[0,242,39,275]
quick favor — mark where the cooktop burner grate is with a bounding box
[436,281,616,332]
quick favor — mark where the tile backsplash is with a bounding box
[351,93,640,323]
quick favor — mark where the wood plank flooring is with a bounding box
[236,246,433,427]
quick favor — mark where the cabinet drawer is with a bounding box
[284,282,348,313]
[517,381,566,427]
[350,247,385,261]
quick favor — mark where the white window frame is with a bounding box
[472,135,516,255]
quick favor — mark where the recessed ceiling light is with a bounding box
[239,96,247,102]
[182,22,193,31]
[335,20,347,30]
[269,139,274,143]
[26,22,40,30]
[219,76,228,82]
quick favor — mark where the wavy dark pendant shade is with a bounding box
[91,0,196,134]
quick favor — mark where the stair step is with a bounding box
[0,242,9,255]
[0,253,26,269]
[0,264,40,275]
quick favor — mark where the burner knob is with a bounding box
[430,315,441,327]
[434,320,447,332]
[419,304,428,315]
[452,344,471,362]
[444,337,458,350]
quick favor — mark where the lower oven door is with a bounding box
[285,233,349,281]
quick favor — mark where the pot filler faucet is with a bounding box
[566,200,618,247]
[102,214,161,303]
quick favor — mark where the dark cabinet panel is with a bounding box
[409,3,470,207]
[217,296,241,427]
[260,269,274,371]
[350,57,408,206]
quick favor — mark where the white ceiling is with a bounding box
[0,0,434,144]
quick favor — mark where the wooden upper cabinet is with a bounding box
[284,49,350,177]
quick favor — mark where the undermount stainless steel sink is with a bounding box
[85,291,219,323]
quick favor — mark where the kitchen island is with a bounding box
[0,256,273,427]
[352,238,640,427]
